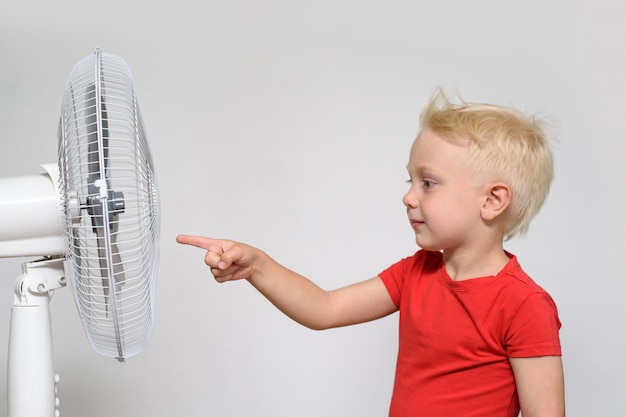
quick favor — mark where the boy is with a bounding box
[177,91,565,417]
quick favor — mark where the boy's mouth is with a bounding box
[409,219,425,229]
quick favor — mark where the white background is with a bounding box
[1,0,624,416]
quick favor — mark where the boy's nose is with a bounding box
[402,189,418,208]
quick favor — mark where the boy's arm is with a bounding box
[176,235,398,330]
[509,355,565,417]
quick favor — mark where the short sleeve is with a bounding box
[379,251,431,308]
[505,292,562,358]
[379,258,406,307]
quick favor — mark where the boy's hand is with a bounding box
[176,235,258,282]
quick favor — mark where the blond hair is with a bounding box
[419,90,554,239]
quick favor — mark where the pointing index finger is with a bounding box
[176,235,218,250]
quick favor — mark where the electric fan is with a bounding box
[1,48,159,417]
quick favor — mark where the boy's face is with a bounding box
[403,129,487,252]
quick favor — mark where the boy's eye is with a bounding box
[406,178,435,188]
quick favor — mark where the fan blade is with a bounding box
[86,85,109,178]
[94,225,110,308]
[93,212,126,315]
[109,211,126,284]
[85,84,125,311]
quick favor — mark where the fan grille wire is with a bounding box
[58,49,159,361]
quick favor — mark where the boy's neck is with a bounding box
[442,244,510,281]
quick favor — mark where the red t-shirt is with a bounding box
[379,250,561,417]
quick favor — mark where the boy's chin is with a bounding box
[414,239,441,252]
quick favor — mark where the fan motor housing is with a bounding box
[0,165,65,257]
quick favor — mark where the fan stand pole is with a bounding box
[7,257,66,417]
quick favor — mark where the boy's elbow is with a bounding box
[301,319,333,331]
[297,311,337,331]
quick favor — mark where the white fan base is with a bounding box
[7,257,65,417]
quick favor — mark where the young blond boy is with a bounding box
[177,91,565,417]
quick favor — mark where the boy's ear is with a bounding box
[481,182,512,221]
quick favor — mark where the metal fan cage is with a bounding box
[58,49,159,361]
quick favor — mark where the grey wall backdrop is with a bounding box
[1,0,624,416]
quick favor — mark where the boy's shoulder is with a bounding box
[499,254,551,295]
